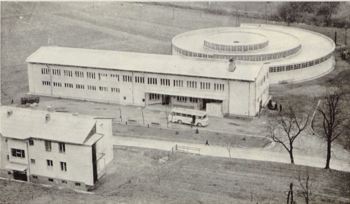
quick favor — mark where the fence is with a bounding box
[168,144,201,157]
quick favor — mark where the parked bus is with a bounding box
[168,107,209,127]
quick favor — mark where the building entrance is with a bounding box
[162,95,170,105]
[13,170,27,181]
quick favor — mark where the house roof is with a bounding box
[0,106,100,145]
[26,46,264,82]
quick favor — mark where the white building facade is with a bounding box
[27,46,269,117]
[0,106,113,190]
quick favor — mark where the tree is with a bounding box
[276,2,302,26]
[313,90,350,169]
[316,2,340,27]
[266,107,309,164]
[297,168,317,204]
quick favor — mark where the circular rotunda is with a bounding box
[172,24,335,85]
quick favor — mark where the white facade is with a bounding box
[27,46,270,117]
[0,107,113,190]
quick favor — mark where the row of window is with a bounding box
[173,44,302,61]
[43,81,121,93]
[176,96,198,103]
[43,160,67,171]
[259,73,269,87]
[32,175,81,186]
[269,53,333,73]
[204,40,269,52]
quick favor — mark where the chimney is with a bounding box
[229,58,236,72]
[7,110,13,116]
[45,114,50,122]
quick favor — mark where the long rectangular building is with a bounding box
[26,46,269,117]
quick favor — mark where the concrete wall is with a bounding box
[95,119,113,165]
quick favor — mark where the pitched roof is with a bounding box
[26,46,263,81]
[0,106,98,145]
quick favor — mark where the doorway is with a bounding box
[162,95,170,105]
[13,170,27,181]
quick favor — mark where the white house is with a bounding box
[26,46,270,117]
[0,106,113,190]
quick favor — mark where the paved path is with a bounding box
[114,136,350,172]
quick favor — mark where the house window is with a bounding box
[48,178,54,182]
[11,149,25,158]
[76,84,85,89]
[111,88,120,93]
[147,77,157,85]
[177,96,187,102]
[110,74,120,81]
[160,79,170,86]
[59,143,65,153]
[135,76,145,83]
[87,85,96,91]
[41,68,50,75]
[123,75,132,82]
[33,175,38,179]
[42,81,51,86]
[187,81,197,89]
[75,183,81,186]
[52,69,61,76]
[62,180,67,184]
[173,80,183,87]
[87,72,96,79]
[31,159,35,164]
[29,139,34,146]
[99,86,108,92]
[45,141,51,151]
[63,70,73,77]
[75,71,84,78]
[60,162,67,172]
[47,160,53,170]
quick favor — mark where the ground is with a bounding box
[1,2,350,204]
[1,147,349,204]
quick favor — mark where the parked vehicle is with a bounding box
[21,96,40,105]
[168,107,209,127]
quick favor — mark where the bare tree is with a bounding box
[297,168,317,204]
[313,90,350,169]
[267,107,309,164]
[226,141,234,158]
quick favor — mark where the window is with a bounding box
[11,148,25,158]
[63,70,72,77]
[177,96,187,102]
[135,76,145,83]
[98,73,108,81]
[160,79,170,86]
[29,139,34,146]
[187,81,197,89]
[59,143,65,153]
[53,82,62,87]
[110,74,120,81]
[214,83,225,91]
[99,86,108,92]
[173,80,183,87]
[87,85,96,91]
[87,72,96,79]
[41,68,50,75]
[147,77,157,85]
[33,175,38,179]
[64,83,73,88]
[200,82,210,90]
[48,178,54,182]
[76,84,85,89]
[42,81,51,86]
[52,69,61,76]
[111,87,120,93]
[149,94,160,100]
[123,75,132,82]
[75,183,81,186]
[62,180,67,184]
[60,162,67,172]
[47,160,53,170]
[31,159,35,164]
[189,97,198,103]
[75,71,84,78]
[45,141,52,151]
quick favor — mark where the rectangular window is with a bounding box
[52,69,61,76]
[160,79,170,86]
[147,77,157,85]
[59,143,65,153]
[31,159,35,164]
[33,175,38,179]
[214,83,225,91]
[99,86,108,92]
[64,83,73,88]
[45,141,51,151]
[47,160,53,170]
[177,96,187,102]
[123,75,132,82]
[87,85,96,91]
[41,68,50,75]
[173,80,183,87]
[75,71,84,78]
[29,139,34,146]
[200,82,210,90]
[98,73,108,81]
[60,162,67,172]
[111,87,120,93]
[187,81,197,89]
[76,84,85,89]
[63,70,73,77]
[62,180,67,184]
[48,178,54,182]
[87,72,96,79]
[135,76,145,83]
[149,94,160,100]
[11,148,25,158]
[53,82,62,87]
[42,81,51,86]
[75,183,81,186]
[189,97,198,103]
[110,74,120,81]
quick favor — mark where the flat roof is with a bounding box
[26,46,264,82]
[1,106,102,145]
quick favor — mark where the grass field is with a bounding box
[1,147,349,204]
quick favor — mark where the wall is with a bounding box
[8,139,28,165]
[95,119,113,165]
[228,81,251,116]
